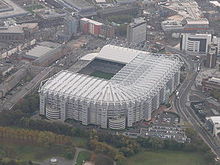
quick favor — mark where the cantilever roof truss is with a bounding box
[40,46,182,103]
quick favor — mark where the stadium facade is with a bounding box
[39,45,182,130]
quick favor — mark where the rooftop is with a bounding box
[0,0,13,11]
[61,0,94,9]
[26,45,53,58]
[0,0,28,19]
[116,0,136,4]
[185,18,209,25]
[0,25,23,33]
[80,18,103,26]
[162,1,203,20]
[80,53,98,61]
[0,23,38,34]
[130,17,146,27]
[35,9,66,19]
[95,0,106,3]
[95,45,144,64]
[25,41,61,59]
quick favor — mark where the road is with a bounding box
[1,66,54,111]
[166,46,220,157]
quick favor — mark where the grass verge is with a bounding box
[76,151,91,165]
[121,150,209,165]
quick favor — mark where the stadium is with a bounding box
[39,45,182,130]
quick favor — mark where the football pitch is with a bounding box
[90,71,115,80]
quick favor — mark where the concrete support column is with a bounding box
[82,101,89,126]
[159,87,165,104]
[39,93,46,115]
[144,100,152,121]
[127,102,134,127]
[155,92,160,109]
[101,104,108,128]
[60,97,66,121]
[171,76,175,93]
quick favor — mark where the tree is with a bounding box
[116,24,127,37]
[15,93,39,114]
[0,111,26,126]
[108,15,133,24]
[64,152,74,160]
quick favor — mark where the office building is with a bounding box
[183,18,209,31]
[180,33,212,53]
[202,77,220,92]
[64,16,78,36]
[213,36,220,56]
[206,44,217,68]
[127,17,147,44]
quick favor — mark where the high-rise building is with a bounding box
[127,17,147,44]
[206,44,217,68]
[64,16,79,37]
[213,36,220,56]
[180,33,212,53]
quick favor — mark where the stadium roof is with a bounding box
[95,45,144,64]
[206,116,220,124]
[40,46,182,103]
[210,1,220,7]
[80,53,98,61]
[61,0,95,9]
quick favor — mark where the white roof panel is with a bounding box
[95,45,145,64]
[40,45,182,103]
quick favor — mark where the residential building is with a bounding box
[100,25,115,38]
[80,18,103,36]
[0,23,38,42]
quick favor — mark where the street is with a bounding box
[167,46,220,157]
